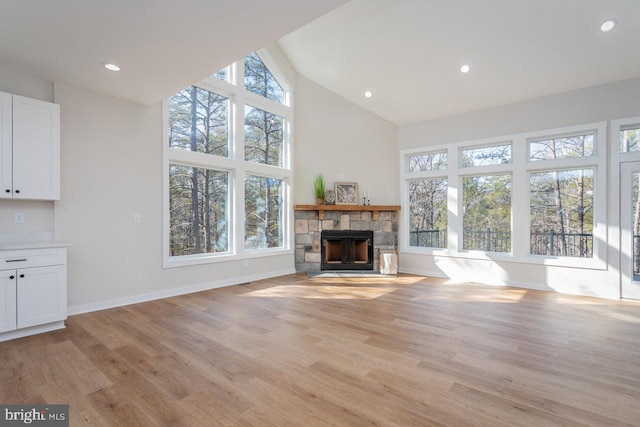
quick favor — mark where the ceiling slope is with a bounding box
[279,0,640,125]
[0,0,349,105]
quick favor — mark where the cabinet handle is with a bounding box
[6,259,27,263]
[9,275,14,280]
[15,190,20,194]
[4,189,9,193]
[19,274,24,278]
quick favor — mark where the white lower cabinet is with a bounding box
[0,247,67,340]
[0,272,17,332]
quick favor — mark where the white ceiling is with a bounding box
[0,0,348,106]
[278,0,640,125]
[2,1,638,126]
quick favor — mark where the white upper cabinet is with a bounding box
[0,91,60,200]
[0,92,12,199]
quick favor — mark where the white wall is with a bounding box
[400,78,640,148]
[53,84,294,313]
[294,76,398,205]
[398,77,640,299]
[0,69,55,240]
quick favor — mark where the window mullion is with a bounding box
[448,147,460,253]
[511,135,529,258]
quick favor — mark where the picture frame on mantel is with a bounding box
[335,182,358,205]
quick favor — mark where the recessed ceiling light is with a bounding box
[364,90,373,98]
[600,19,616,32]
[103,62,121,71]
[460,64,470,74]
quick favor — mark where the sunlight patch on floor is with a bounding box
[412,285,528,303]
[574,304,640,324]
[241,285,398,300]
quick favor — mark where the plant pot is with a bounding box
[317,198,324,205]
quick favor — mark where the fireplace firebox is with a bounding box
[321,230,374,271]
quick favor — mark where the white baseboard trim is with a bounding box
[0,321,65,342]
[68,268,296,316]
[398,267,448,279]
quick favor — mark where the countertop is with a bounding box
[0,241,71,251]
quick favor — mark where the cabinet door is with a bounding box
[16,265,66,329]
[0,270,17,333]
[12,95,60,200]
[0,92,11,199]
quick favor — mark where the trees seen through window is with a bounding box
[165,51,290,263]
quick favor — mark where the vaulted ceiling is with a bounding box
[279,0,640,124]
[0,0,348,106]
[1,0,639,126]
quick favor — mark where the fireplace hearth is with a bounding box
[321,230,374,271]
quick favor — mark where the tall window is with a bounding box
[164,50,291,267]
[530,169,593,257]
[462,174,512,252]
[409,178,447,248]
[528,133,596,258]
[406,152,448,248]
[461,143,512,253]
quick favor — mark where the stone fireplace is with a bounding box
[294,205,400,273]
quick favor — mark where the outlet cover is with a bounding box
[14,212,24,223]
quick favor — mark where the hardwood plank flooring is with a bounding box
[2,273,640,426]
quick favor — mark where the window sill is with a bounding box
[163,248,293,269]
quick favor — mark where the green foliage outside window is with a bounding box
[463,175,512,252]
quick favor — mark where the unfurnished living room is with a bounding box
[1,0,640,426]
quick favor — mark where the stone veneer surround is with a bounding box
[295,209,398,273]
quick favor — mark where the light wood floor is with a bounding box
[2,273,640,426]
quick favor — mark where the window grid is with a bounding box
[401,122,606,268]
[164,50,292,267]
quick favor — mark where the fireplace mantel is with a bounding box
[294,204,400,220]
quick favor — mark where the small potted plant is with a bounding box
[314,174,325,205]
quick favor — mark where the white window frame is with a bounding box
[163,49,293,268]
[401,148,451,255]
[400,121,607,269]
